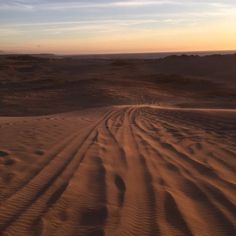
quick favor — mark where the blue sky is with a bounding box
[0,0,236,54]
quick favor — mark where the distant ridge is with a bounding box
[1,50,236,59]
[0,50,16,55]
[0,53,60,59]
[61,50,236,60]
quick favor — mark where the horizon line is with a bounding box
[1,49,236,57]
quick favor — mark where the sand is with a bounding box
[0,55,235,236]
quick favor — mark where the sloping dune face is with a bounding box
[0,106,235,236]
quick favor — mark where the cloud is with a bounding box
[2,0,166,11]
[1,0,235,34]
[1,0,235,11]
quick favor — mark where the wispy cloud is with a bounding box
[0,0,236,53]
[1,0,235,11]
[0,0,164,11]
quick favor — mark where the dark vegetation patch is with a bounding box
[111,59,132,67]
[0,151,8,157]
[4,158,15,166]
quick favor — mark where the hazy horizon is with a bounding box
[1,0,236,54]
[1,49,236,57]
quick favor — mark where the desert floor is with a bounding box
[0,55,235,236]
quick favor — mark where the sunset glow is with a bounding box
[1,0,236,54]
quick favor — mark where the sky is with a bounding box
[0,0,236,54]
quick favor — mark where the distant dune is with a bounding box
[0,54,235,236]
[0,54,236,116]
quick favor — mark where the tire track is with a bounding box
[0,110,114,233]
[114,107,159,236]
[1,105,235,236]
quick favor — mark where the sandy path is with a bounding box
[0,106,235,236]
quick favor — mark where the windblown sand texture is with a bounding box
[0,54,236,236]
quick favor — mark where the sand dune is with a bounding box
[1,54,236,116]
[0,105,235,236]
[0,55,235,235]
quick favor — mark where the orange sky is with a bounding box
[1,0,236,54]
